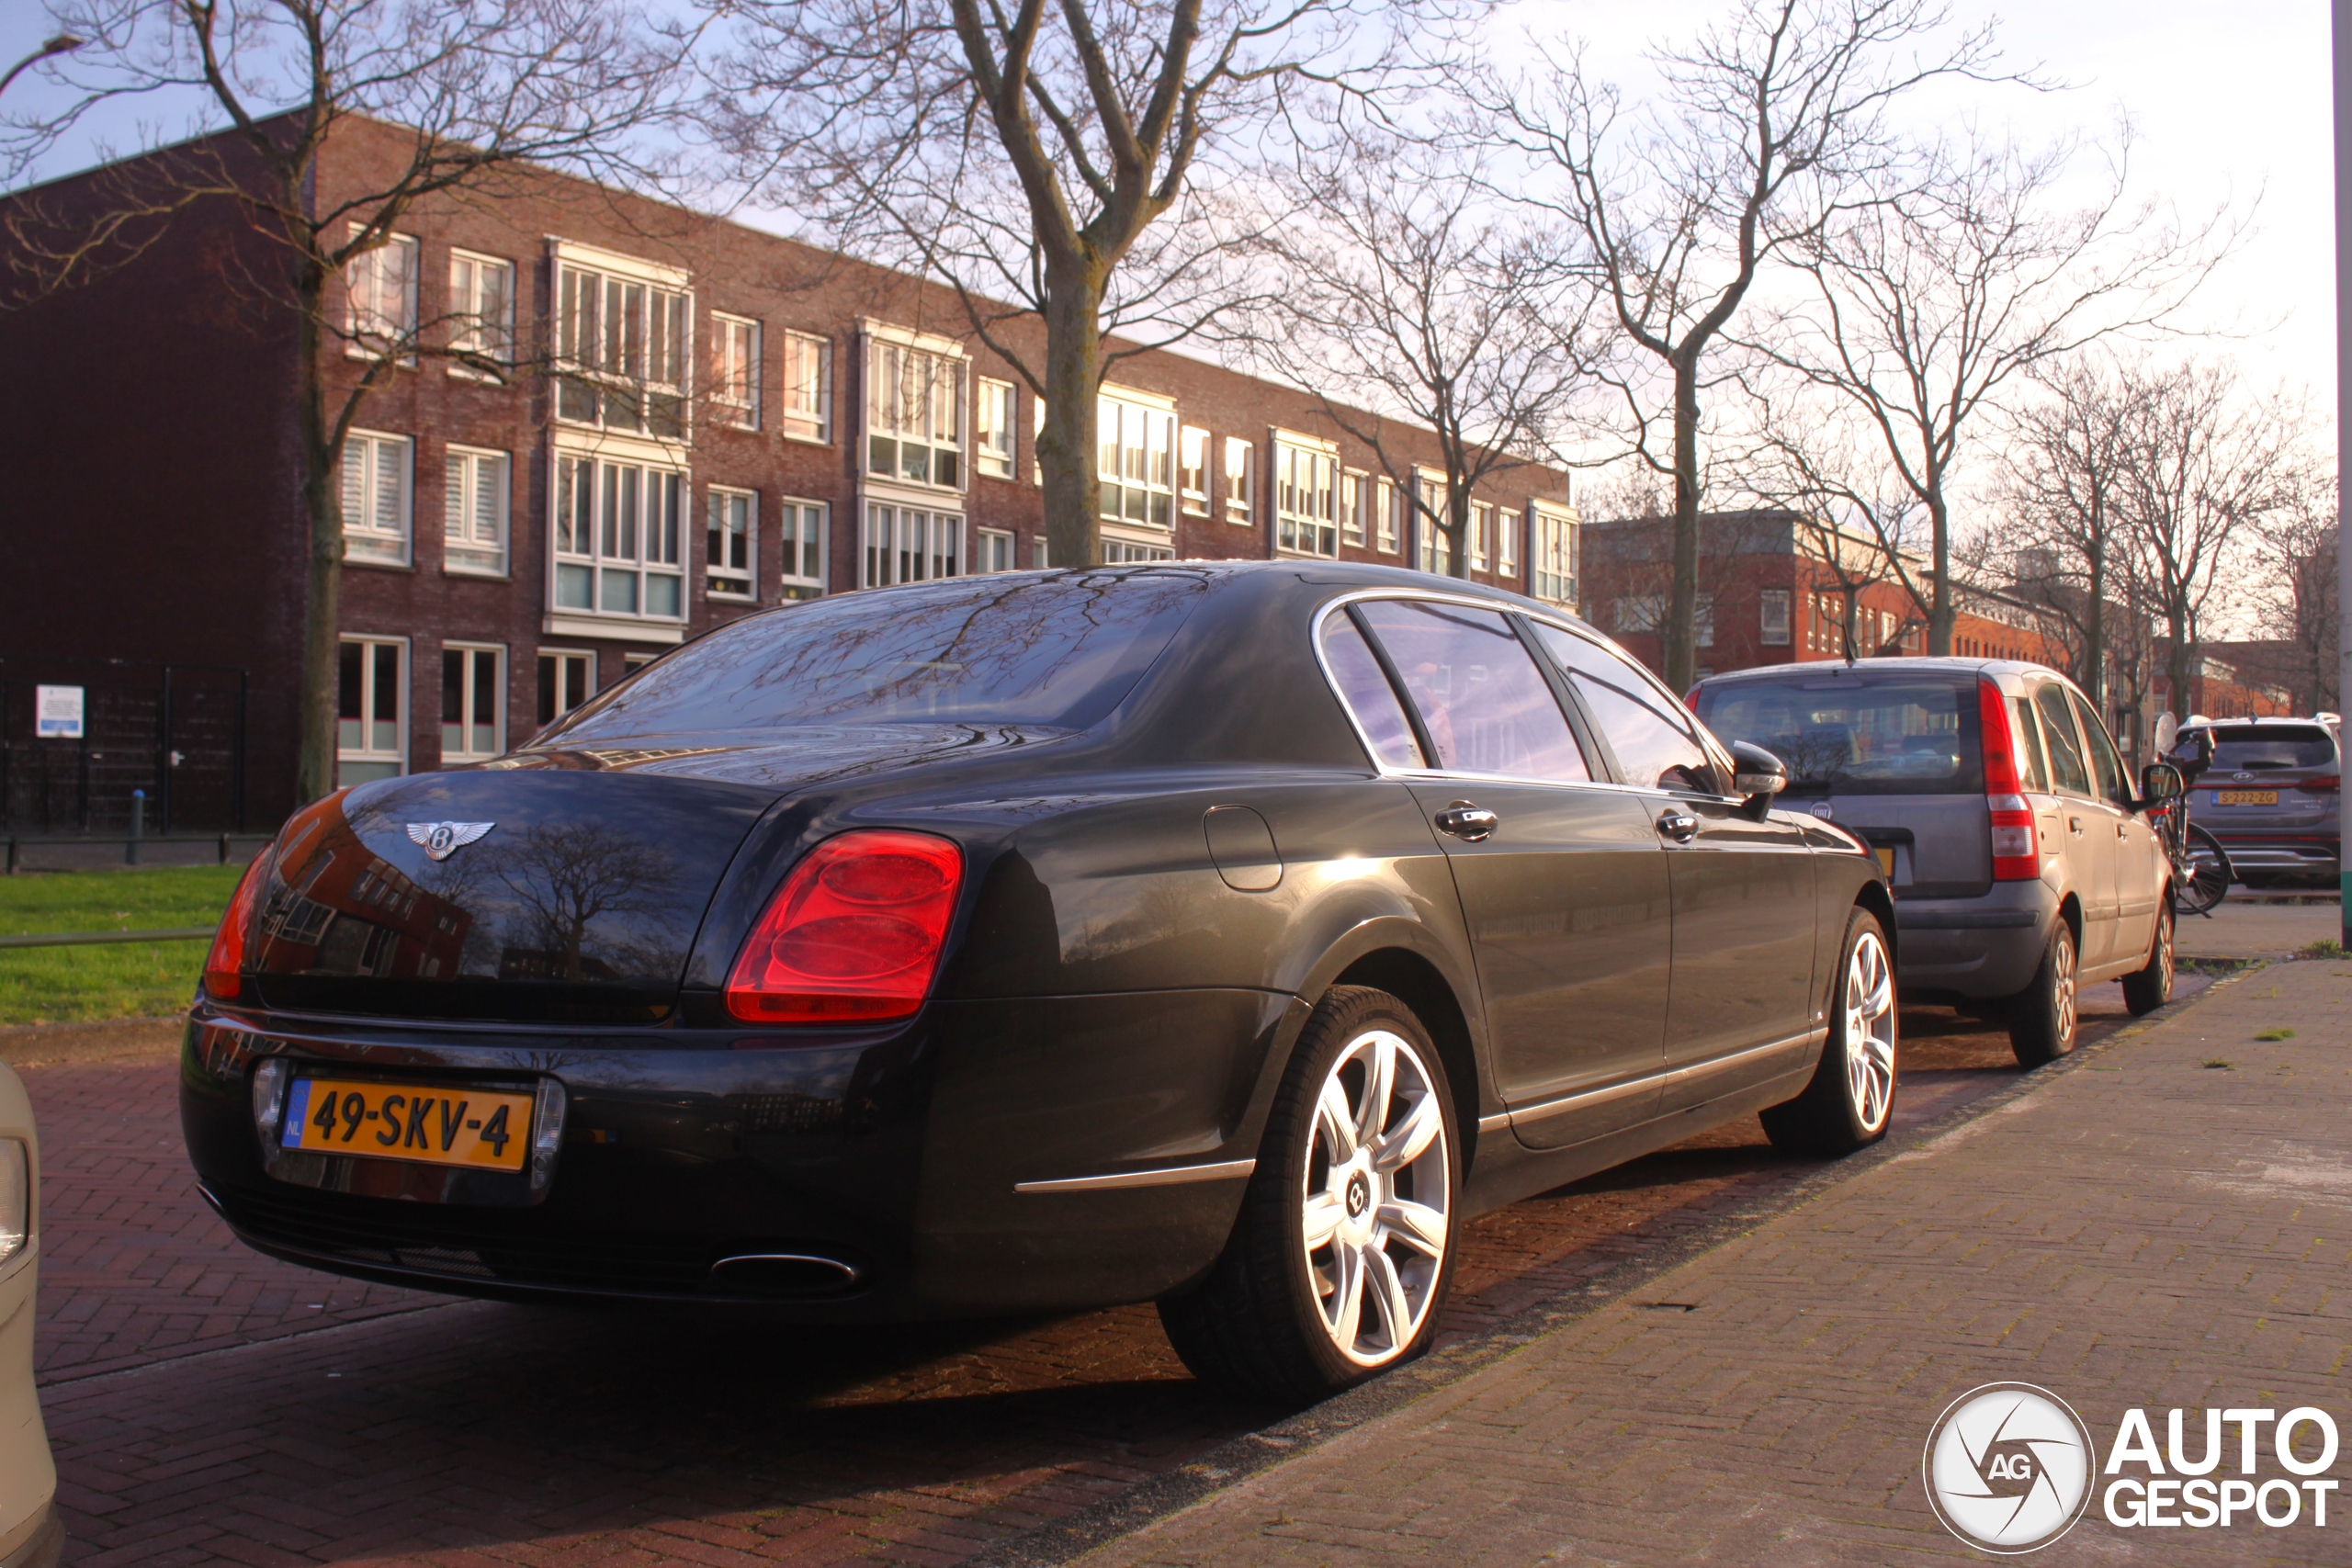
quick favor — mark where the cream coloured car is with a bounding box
[0,1063,55,1568]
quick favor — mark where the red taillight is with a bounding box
[2298,776,2341,794]
[1979,677,2040,881]
[725,830,964,1024]
[202,854,270,1002]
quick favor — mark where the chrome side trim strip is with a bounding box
[1507,1028,1828,1127]
[1015,1157,1257,1194]
[1476,1111,1512,1135]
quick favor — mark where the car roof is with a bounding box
[1694,655,2064,684]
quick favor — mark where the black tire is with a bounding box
[2007,922,2079,1066]
[2121,901,2176,1018]
[1158,986,1461,1404]
[1761,908,1898,1156]
[2174,824,2232,917]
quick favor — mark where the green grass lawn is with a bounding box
[0,864,243,1026]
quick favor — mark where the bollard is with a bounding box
[4,835,15,875]
[128,789,144,866]
[218,831,230,865]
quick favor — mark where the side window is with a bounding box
[2072,690,2130,807]
[2032,684,2093,796]
[1319,615,1426,770]
[2007,696,2050,793]
[1352,601,1590,783]
[1530,623,1714,793]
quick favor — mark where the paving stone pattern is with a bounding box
[1073,961,2352,1568]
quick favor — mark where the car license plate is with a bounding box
[1874,847,1895,876]
[2215,789,2278,807]
[280,1077,533,1171]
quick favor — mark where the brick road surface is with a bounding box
[23,976,2199,1566]
[1069,959,2351,1568]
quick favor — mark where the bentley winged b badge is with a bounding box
[407,820,496,862]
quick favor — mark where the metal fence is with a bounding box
[0,656,249,835]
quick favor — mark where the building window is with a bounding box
[555,259,690,438]
[1102,538,1175,563]
[447,251,513,367]
[782,331,831,442]
[1616,595,1664,632]
[707,486,756,598]
[1032,397,1046,485]
[976,378,1016,479]
[862,502,960,587]
[442,446,508,576]
[537,649,594,728]
[1696,593,1714,649]
[1224,436,1254,525]
[345,231,417,358]
[1033,536,1050,569]
[1273,436,1339,558]
[1181,426,1210,515]
[1759,588,1792,646]
[866,338,964,490]
[1376,478,1400,554]
[1341,471,1367,548]
[978,527,1016,571]
[711,314,761,429]
[1498,510,1520,579]
[1532,505,1576,605]
[1100,392,1175,527]
[337,637,406,784]
[1469,501,1494,572]
[341,431,412,567]
[553,456,684,620]
[779,499,827,600]
[1416,474,1450,576]
[440,644,503,762]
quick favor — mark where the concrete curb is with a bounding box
[968,963,2265,1568]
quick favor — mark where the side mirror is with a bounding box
[2138,761,2183,810]
[1730,740,1788,815]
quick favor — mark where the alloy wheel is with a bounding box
[1300,1028,1450,1368]
[2053,933,2078,1048]
[1843,931,1896,1134]
[2155,911,2174,997]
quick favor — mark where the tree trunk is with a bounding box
[1925,491,1953,656]
[1038,260,1106,570]
[2167,607,2194,722]
[295,274,345,807]
[1445,474,1472,580]
[1665,351,1701,689]
[2083,541,2106,713]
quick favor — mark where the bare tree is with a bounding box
[1741,418,1924,660]
[1487,0,2000,690]
[2245,497,2339,715]
[1235,131,1588,577]
[709,0,1416,570]
[1745,131,2227,655]
[6,0,679,805]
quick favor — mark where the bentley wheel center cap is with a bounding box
[1346,1171,1372,1219]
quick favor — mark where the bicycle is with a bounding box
[2153,744,2233,918]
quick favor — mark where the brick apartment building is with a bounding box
[0,115,1579,833]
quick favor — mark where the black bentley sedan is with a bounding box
[186,562,1894,1400]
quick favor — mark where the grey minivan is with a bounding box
[1694,659,2177,1065]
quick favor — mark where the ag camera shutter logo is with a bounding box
[1923,1382,2095,1552]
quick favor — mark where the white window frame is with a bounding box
[1532,503,1577,606]
[1469,500,1494,573]
[1033,397,1046,485]
[1272,432,1340,558]
[1415,470,1450,576]
[1375,477,1400,554]
[345,229,418,363]
[781,330,831,443]
[551,454,687,628]
[1759,587,1792,646]
[442,445,509,578]
[706,484,758,599]
[1180,425,1210,515]
[978,526,1017,572]
[1033,536,1051,569]
[1498,509,1520,579]
[710,313,762,430]
[537,648,595,731]
[551,242,694,441]
[439,642,506,764]
[976,378,1016,479]
[1100,386,1176,530]
[861,502,962,587]
[864,324,967,493]
[1101,536,1175,563]
[338,636,408,784]
[342,430,413,568]
[447,249,514,372]
[1224,435,1255,525]
[779,498,828,600]
[1341,470,1367,548]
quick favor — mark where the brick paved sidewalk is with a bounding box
[1069,960,2352,1567]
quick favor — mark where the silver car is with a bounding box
[0,1063,56,1568]
[2175,716,2341,888]
[1694,659,2177,1064]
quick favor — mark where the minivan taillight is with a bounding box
[1979,678,2041,882]
[726,830,965,1024]
[2298,775,2341,794]
[202,853,270,1002]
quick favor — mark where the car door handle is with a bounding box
[2069,817,2085,836]
[1435,802,1498,841]
[1657,807,1700,842]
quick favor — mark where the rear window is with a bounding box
[2195,726,2335,771]
[532,570,1207,743]
[1694,675,1983,795]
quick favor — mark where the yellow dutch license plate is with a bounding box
[280,1077,533,1171]
[1874,848,1896,875]
[2215,789,2278,807]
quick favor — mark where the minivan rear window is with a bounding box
[1694,675,1983,795]
[2195,726,2336,771]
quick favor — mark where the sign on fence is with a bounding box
[34,684,84,739]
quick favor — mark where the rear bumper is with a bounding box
[0,1501,62,1568]
[182,988,1295,1320]
[1888,880,2057,999]
[2203,830,2338,878]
